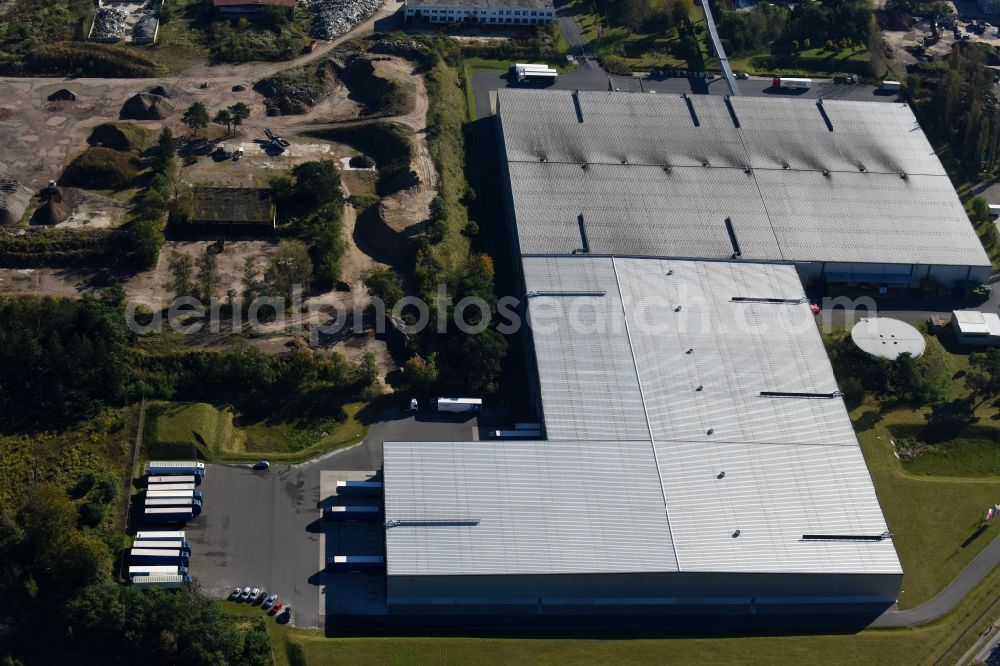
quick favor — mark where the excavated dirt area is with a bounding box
[0,41,429,383]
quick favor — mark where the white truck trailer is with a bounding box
[128,564,188,578]
[145,483,197,492]
[135,530,186,541]
[147,461,206,477]
[436,397,482,413]
[511,63,558,84]
[147,474,201,486]
[146,489,203,501]
[772,76,812,90]
[131,574,191,589]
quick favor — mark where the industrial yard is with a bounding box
[2,0,1000,663]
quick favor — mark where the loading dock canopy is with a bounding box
[497,89,990,271]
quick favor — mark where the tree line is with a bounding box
[0,480,270,664]
[717,0,876,58]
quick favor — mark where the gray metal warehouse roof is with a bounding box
[383,439,678,576]
[383,259,902,577]
[497,89,990,268]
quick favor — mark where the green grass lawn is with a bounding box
[897,426,1000,477]
[143,400,369,464]
[726,46,870,77]
[564,0,701,71]
[220,561,1000,666]
[820,323,1000,609]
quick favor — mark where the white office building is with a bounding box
[404,0,555,25]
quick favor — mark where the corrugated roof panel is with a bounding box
[655,439,901,574]
[614,258,857,447]
[497,89,990,271]
[522,256,648,441]
[509,162,780,259]
[756,170,988,266]
[384,258,900,578]
[383,439,678,576]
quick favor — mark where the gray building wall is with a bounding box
[387,571,903,614]
[795,261,992,288]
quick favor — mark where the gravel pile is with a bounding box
[368,38,429,59]
[303,0,381,39]
[92,7,128,42]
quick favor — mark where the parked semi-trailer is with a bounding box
[147,461,206,476]
[326,555,385,572]
[510,63,558,84]
[129,564,188,578]
[148,474,201,486]
[144,507,194,523]
[130,574,191,589]
[336,480,383,496]
[135,530,186,541]
[132,540,190,553]
[436,397,482,413]
[144,483,197,493]
[130,549,190,566]
[146,489,203,501]
[322,505,380,521]
[771,76,811,90]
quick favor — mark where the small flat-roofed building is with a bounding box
[495,89,993,288]
[190,187,275,229]
[383,259,902,615]
[404,0,555,25]
[952,310,1000,346]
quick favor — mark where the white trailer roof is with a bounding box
[384,259,901,577]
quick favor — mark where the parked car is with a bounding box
[735,71,749,80]
[250,587,261,602]
[263,594,278,610]
[230,587,242,599]
[268,601,283,615]
[241,586,252,600]
[253,460,270,470]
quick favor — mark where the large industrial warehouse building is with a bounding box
[374,89,1000,615]
[383,259,903,614]
[495,89,991,288]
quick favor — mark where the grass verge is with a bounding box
[220,563,1000,666]
[143,400,369,464]
[821,323,1000,609]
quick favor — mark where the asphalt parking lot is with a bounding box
[472,63,902,119]
[185,410,480,629]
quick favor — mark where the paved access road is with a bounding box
[186,411,479,629]
[872,533,1000,628]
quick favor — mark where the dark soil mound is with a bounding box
[120,93,175,120]
[47,88,76,102]
[32,186,72,225]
